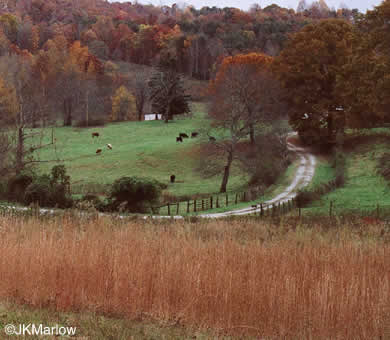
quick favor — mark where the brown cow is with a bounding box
[92,132,100,138]
[96,148,102,154]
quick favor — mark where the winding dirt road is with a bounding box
[197,133,317,218]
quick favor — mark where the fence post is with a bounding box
[210,196,213,209]
[187,201,190,213]
[202,199,204,211]
[260,203,264,217]
[235,193,238,204]
[299,206,301,218]
[217,196,219,208]
[288,200,291,211]
[176,202,179,215]
[226,194,228,206]
[194,200,197,212]
[243,191,246,202]
[272,204,275,217]
[167,203,170,216]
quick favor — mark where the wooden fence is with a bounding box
[152,192,299,217]
[152,190,255,215]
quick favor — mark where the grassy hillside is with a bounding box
[303,129,390,216]
[31,103,249,199]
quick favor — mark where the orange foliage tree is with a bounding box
[275,19,355,145]
[209,53,284,192]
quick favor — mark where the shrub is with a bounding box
[378,153,390,182]
[109,176,163,213]
[295,190,320,208]
[24,175,52,207]
[7,173,34,202]
[0,181,7,200]
[21,165,73,208]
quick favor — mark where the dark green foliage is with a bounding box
[7,173,34,202]
[296,190,321,208]
[109,176,163,213]
[19,165,73,208]
[378,153,390,182]
[0,181,7,200]
[149,67,191,122]
[24,175,52,207]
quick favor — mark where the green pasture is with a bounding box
[302,129,390,216]
[30,103,249,199]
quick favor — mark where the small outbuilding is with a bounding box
[144,113,162,121]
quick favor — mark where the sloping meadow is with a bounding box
[0,214,389,339]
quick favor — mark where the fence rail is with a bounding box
[152,192,299,217]
[152,190,258,215]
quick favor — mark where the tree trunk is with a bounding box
[164,103,170,123]
[220,150,233,193]
[64,98,72,126]
[327,113,333,140]
[16,126,24,174]
[249,123,255,145]
[85,88,89,127]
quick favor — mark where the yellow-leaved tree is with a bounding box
[111,86,136,121]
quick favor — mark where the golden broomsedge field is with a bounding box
[0,213,390,339]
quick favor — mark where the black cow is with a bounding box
[170,175,176,183]
[191,132,198,138]
[176,136,183,142]
[179,133,189,138]
[92,132,100,138]
[209,136,216,142]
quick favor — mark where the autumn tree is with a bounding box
[209,53,284,192]
[111,86,136,121]
[275,19,355,144]
[212,53,283,145]
[0,55,55,173]
[355,0,390,123]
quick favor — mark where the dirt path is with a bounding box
[198,133,316,218]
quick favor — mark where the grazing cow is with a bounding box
[170,175,176,183]
[96,148,102,154]
[176,136,183,142]
[191,132,198,138]
[107,143,112,150]
[92,132,100,138]
[209,136,216,142]
[179,133,189,138]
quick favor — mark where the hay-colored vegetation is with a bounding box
[1,213,390,339]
